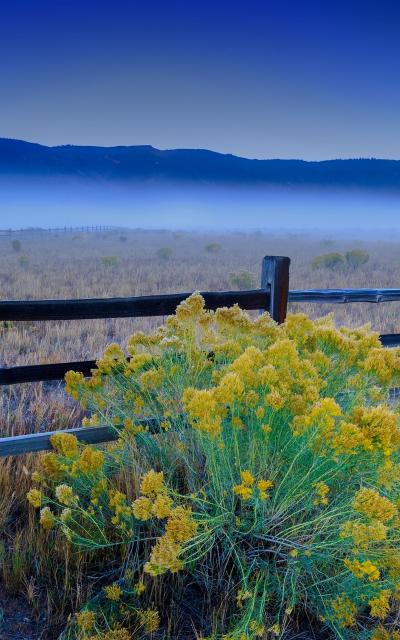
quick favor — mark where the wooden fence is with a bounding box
[0,225,124,237]
[1,254,400,457]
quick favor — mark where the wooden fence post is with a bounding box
[261,256,290,323]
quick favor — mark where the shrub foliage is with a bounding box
[27,295,400,640]
[312,252,344,270]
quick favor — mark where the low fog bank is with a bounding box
[1,177,399,237]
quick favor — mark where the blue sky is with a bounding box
[1,0,400,159]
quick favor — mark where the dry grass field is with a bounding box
[1,228,400,637]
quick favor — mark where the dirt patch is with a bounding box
[0,586,47,640]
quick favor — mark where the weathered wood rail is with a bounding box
[0,225,122,237]
[1,254,400,457]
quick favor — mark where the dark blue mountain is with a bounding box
[1,138,400,189]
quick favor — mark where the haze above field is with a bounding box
[1,138,400,232]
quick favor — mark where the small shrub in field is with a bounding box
[11,239,21,252]
[101,256,118,268]
[312,252,344,270]
[18,255,29,267]
[346,249,369,269]
[205,242,222,253]
[28,295,400,639]
[157,246,172,260]
[119,235,128,243]
[230,269,256,289]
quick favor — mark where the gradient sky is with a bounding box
[1,0,400,160]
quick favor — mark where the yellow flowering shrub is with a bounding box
[27,294,400,640]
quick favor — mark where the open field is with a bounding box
[2,228,400,638]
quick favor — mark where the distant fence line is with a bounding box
[2,254,400,457]
[0,225,126,237]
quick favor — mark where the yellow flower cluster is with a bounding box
[64,370,85,400]
[352,488,397,523]
[39,506,55,530]
[331,594,357,627]
[132,496,153,520]
[233,470,255,500]
[76,609,96,632]
[377,459,400,490]
[344,558,380,581]
[132,470,173,521]
[351,405,400,452]
[182,387,222,437]
[39,452,62,479]
[165,506,197,542]
[233,471,273,501]
[371,626,400,640]
[340,520,387,549]
[76,446,105,474]
[27,488,42,508]
[137,608,160,633]
[369,590,391,619]
[104,583,123,601]
[50,432,79,457]
[144,505,197,576]
[108,490,132,525]
[313,481,330,506]
[140,470,166,498]
[96,343,126,374]
[144,535,183,576]
[55,484,78,506]
[363,348,400,384]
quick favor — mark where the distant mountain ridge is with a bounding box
[1,138,400,189]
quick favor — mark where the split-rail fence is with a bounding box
[2,255,400,457]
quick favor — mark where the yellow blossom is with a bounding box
[313,481,330,506]
[255,406,265,419]
[231,416,244,430]
[134,581,146,595]
[331,594,357,627]
[39,453,61,480]
[55,484,78,506]
[132,496,153,521]
[40,507,55,530]
[50,432,79,457]
[137,608,160,633]
[76,609,96,631]
[140,470,166,498]
[240,470,255,486]
[233,484,253,500]
[104,583,123,601]
[257,479,273,492]
[340,520,387,548]
[344,558,380,581]
[78,447,104,474]
[352,488,397,523]
[144,536,183,576]
[369,590,391,619]
[152,494,173,519]
[165,506,197,543]
[27,488,42,508]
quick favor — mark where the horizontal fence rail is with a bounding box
[0,289,269,322]
[0,418,162,457]
[289,288,400,304]
[0,359,97,386]
[0,225,123,236]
